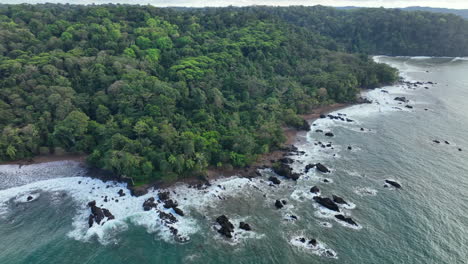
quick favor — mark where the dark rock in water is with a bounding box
[239,222,252,231]
[385,180,402,189]
[458,148,463,151]
[335,214,358,226]
[159,191,170,201]
[273,163,300,181]
[275,200,284,209]
[324,132,334,137]
[159,211,178,224]
[299,237,306,243]
[268,176,281,185]
[326,143,332,147]
[346,118,354,122]
[102,208,115,220]
[348,146,352,150]
[88,214,94,228]
[305,164,315,173]
[216,215,234,238]
[27,196,33,201]
[313,197,340,212]
[323,179,330,183]
[143,197,157,211]
[310,186,320,193]
[405,105,413,109]
[315,163,330,173]
[433,140,440,144]
[281,200,287,205]
[332,195,348,205]
[308,239,318,246]
[164,199,179,209]
[394,96,407,103]
[320,114,326,118]
[315,129,323,133]
[78,181,81,184]
[173,207,184,216]
[87,200,114,227]
[360,127,365,131]
[444,141,450,145]
[117,189,125,197]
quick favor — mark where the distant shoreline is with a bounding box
[0,153,86,167]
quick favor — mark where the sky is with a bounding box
[0,0,467,9]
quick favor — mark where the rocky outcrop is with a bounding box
[273,163,300,181]
[335,214,358,226]
[143,197,158,211]
[324,132,334,137]
[313,197,339,212]
[216,215,235,238]
[173,207,185,216]
[87,200,114,227]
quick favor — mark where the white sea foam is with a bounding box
[289,236,338,259]
[354,187,378,197]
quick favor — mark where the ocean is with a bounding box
[0,56,467,264]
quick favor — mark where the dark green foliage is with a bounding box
[3,4,463,182]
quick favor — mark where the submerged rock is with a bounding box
[313,197,339,212]
[324,132,334,137]
[433,140,440,144]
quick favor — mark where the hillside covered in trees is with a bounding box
[0,5,466,183]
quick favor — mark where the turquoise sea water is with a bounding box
[0,57,467,264]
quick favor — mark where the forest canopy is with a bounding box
[0,4,466,183]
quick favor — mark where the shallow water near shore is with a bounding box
[1,57,468,264]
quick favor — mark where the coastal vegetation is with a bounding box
[0,5,466,183]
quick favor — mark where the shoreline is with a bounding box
[0,102,357,195]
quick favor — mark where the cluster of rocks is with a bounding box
[313,141,334,149]
[141,191,188,242]
[216,215,252,238]
[87,200,115,228]
[432,140,463,151]
[319,113,354,123]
